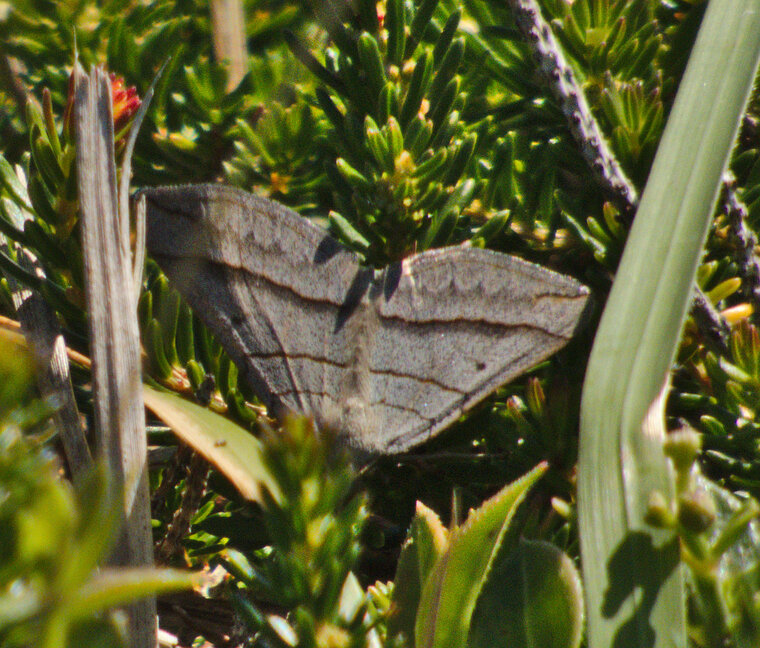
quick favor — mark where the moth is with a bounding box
[140,185,590,454]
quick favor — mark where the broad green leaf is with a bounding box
[578,2,760,647]
[415,462,548,648]
[143,386,280,502]
[468,538,584,648]
[388,501,449,644]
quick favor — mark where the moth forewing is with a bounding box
[141,184,590,454]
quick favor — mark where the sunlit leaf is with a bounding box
[143,386,280,502]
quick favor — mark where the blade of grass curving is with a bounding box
[66,567,203,622]
[143,386,281,503]
[578,3,760,648]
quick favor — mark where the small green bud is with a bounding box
[645,490,675,528]
[664,427,701,474]
[525,376,546,418]
[551,497,572,519]
[677,489,717,534]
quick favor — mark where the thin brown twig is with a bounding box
[156,451,211,564]
[152,442,194,517]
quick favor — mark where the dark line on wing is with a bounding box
[155,253,583,339]
[272,386,437,422]
[386,342,544,451]
[244,275,306,412]
[271,340,554,450]
[247,349,466,395]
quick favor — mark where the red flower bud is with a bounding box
[63,67,141,148]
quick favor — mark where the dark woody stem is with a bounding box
[721,172,760,309]
[507,0,639,210]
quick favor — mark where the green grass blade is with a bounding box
[67,567,202,620]
[143,386,281,503]
[577,2,760,647]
